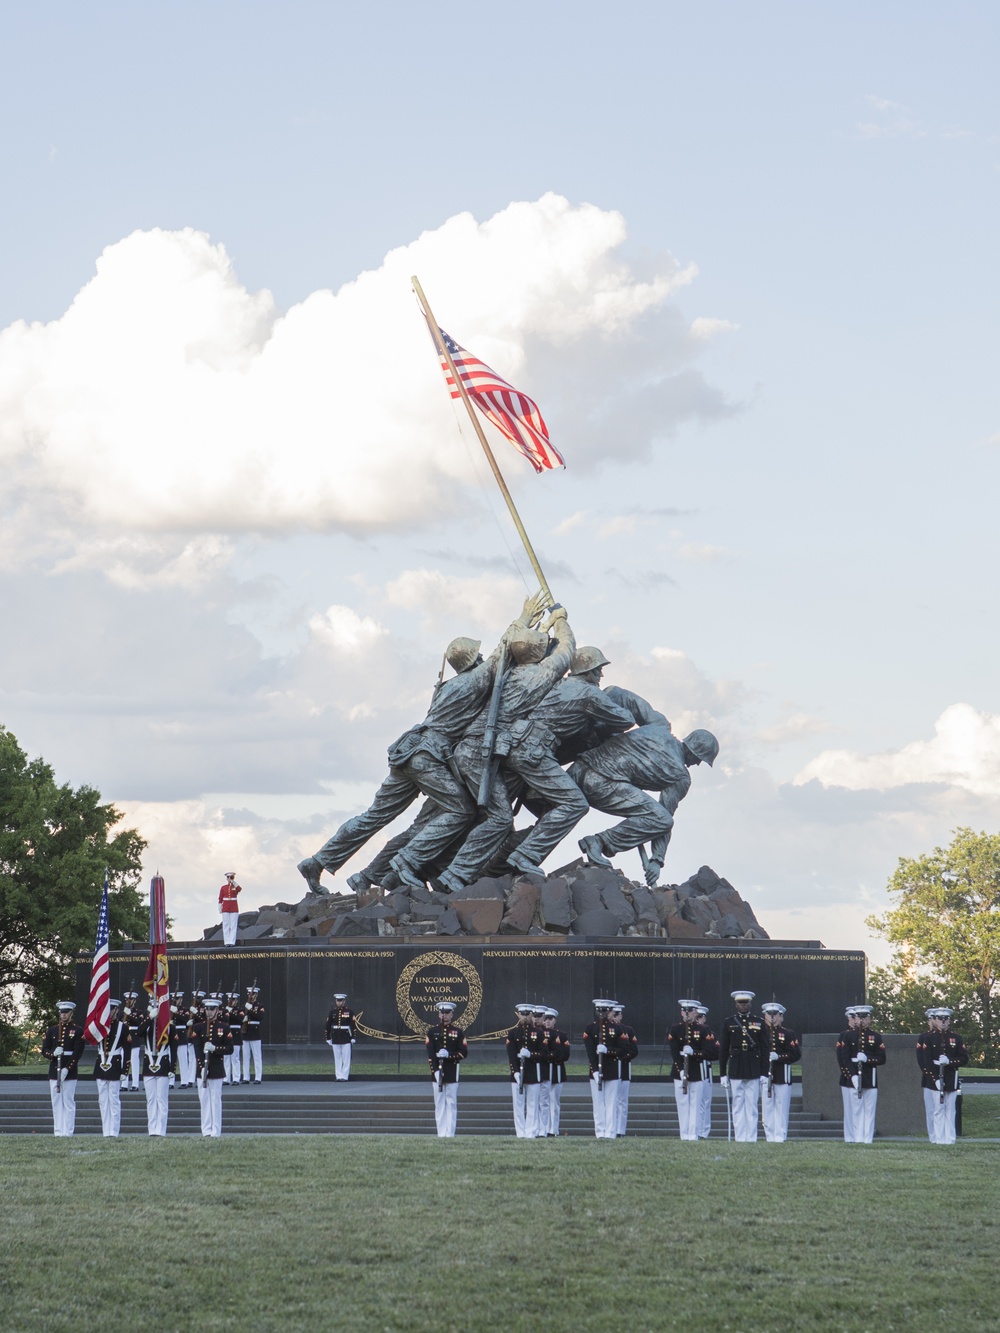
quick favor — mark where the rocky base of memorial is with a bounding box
[205,862,769,943]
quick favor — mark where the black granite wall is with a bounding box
[81,938,866,1051]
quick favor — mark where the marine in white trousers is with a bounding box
[729,1078,760,1142]
[433,1082,458,1137]
[198,1077,224,1136]
[511,1081,543,1137]
[222,912,238,945]
[144,1076,170,1136]
[177,1045,197,1086]
[96,1080,122,1136]
[547,1083,563,1135]
[697,1074,713,1138]
[589,1076,619,1139]
[841,1086,877,1143]
[224,1050,241,1084]
[537,1079,550,1136]
[128,1046,142,1090]
[615,1079,631,1137]
[242,1040,263,1083]
[761,1084,792,1142]
[674,1079,700,1140]
[923,1089,958,1145]
[49,1079,77,1136]
[331,1041,353,1080]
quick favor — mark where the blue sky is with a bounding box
[1,3,997,951]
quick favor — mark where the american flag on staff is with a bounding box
[437,327,565,474]
[143,872,171,1050]
[84,871,112,1044]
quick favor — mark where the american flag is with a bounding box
[84,872,112,1044]
[437,327,564,474]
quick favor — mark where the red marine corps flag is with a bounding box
[143,873,170,1050]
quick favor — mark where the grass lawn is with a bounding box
[960,1093,1000,1137]
[1,1137,998,1332]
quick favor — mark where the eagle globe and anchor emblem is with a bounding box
[396,950,482,1037]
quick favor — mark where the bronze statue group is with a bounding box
[39,988,967,1143]
[295,590,719,899]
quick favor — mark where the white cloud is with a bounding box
[677,541,732,563]
[52,535,236,590]
[756,713,835,746]
[598,515,644,539]
[307,604,389,655]
[553,509,589,536]
[794,703,1000,797]
[689,317,738,341]
[384,568,525,633]
[0,196,727,584]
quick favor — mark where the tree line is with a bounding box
[0,725,146,1063]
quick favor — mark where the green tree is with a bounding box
[866,827,1000,1066]
[0,725,147,1059]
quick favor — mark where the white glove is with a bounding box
[936,1054,950,1066]
[204,1041,216,1054]
[760,1076,769,1086]
[720,1075,730,1088]
[769,1051,780,1063]
[518,1047,532,1060]
[681,1045,694,1057]
[59,1068,69,1081]
[597,1043,608,1055]
[53,1046,64,1058]
[436,1048,449,1060]
[351,1039,356,1045]
[327,1039,334,1047]
[120,1075,128,1087]
[851,1074,860,1089]
[853,1052,868,1063]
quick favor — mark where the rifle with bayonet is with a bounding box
[242,977,258,1036]
[517,1016,528,1098]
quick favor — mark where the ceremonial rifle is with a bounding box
[242,977,258,1036]
[53,1013,68,1097]
[595,1009,606,1095]
[856,1030,864,1101]
[517,1017,528,1098]
[681,1024,690,1097]
[200,1007,213,1091]
[435,1019,446,1092]
[766,1028,774,1101]
[938,1036,947,1106]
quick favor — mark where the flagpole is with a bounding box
[411,275,554,606]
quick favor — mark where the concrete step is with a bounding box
[0,1088,843,1137]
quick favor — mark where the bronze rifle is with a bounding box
[477,648,509,808]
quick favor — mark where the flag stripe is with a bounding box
[437,327,564,474]
[84,874,112,1044]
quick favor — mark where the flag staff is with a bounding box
[411,275,553,605]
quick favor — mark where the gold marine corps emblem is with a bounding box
[395,950,483,1037]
